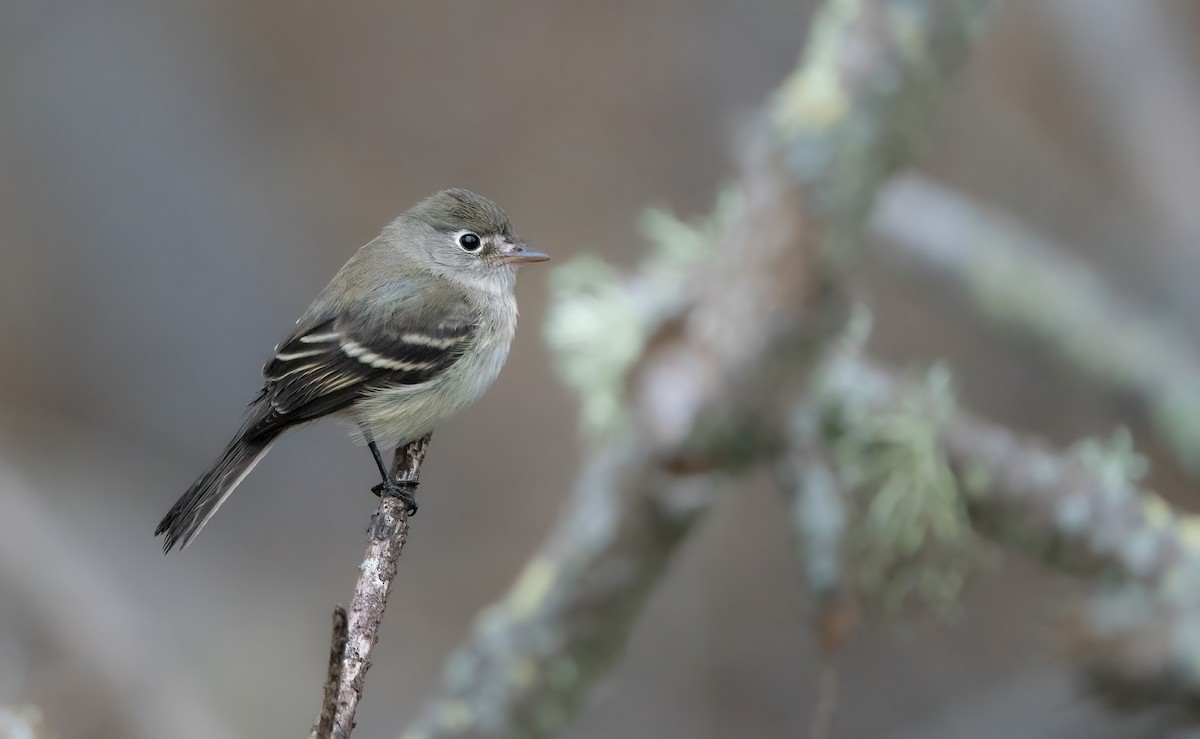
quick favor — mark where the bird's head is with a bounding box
[396,188,548,286]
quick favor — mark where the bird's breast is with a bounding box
[352,297,517,444]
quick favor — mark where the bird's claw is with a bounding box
[371,480,419,516]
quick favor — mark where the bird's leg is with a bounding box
[367,439,390,481]
[366,438,418,516]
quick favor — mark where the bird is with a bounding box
[155,188,548,552]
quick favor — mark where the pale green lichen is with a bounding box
[773,0,986,259]
[770,0,861,137]
[505,558,559,620]
[438,703,473,733]
[831,363,977,613]
[639,187,740,271]
[890,3,934,65]
[544,190,741,436]
[959,462,990,498]
[791,459,847,596]
[1069,428,1148,490]
[1141,493,1175,530]
[543,257,643,436]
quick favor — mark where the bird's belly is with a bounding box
[352,338,511,444]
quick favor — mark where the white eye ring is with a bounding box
[457,232,482,252]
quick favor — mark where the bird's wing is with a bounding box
[243,282,478,441]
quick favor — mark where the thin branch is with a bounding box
[400,1,994,736]
[809,664,840,739]
[312,433,431,739]
[312,608,349,739]
[872,175,1200,474]
[775,439,859,653]
[777,443,849,601]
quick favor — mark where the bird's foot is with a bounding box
[371,480,419,516]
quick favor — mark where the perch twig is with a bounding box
[312,433,431,739]
[312,607,349,739]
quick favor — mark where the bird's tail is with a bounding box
[155,428,276,553]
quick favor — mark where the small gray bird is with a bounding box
[156,189,547,552]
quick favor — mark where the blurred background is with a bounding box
[2,1,1199,737]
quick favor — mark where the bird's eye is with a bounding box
[458,233,482,252]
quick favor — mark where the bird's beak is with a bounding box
[499,243,550,264]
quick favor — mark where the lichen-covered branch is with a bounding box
[812,348,1200,704]
[872,175,1200,474]
[775,410,862,654]
[816,350,1200,584]
[1065,583,1200,716]
[400,443,720,739]
[311,434,431,739]
[401,2,994,737]
[778,445,849,603]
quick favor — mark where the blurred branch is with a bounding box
[1066,585,1200,717]
[812,348,1200,708]
[0,463,233,739]
[775,444,852,739]
[872,175,1200,474]
[310,434,430,739]
[401,1,993,737]
[401,444,721,739]
[778,444,849,606]
[775,431,859,653]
